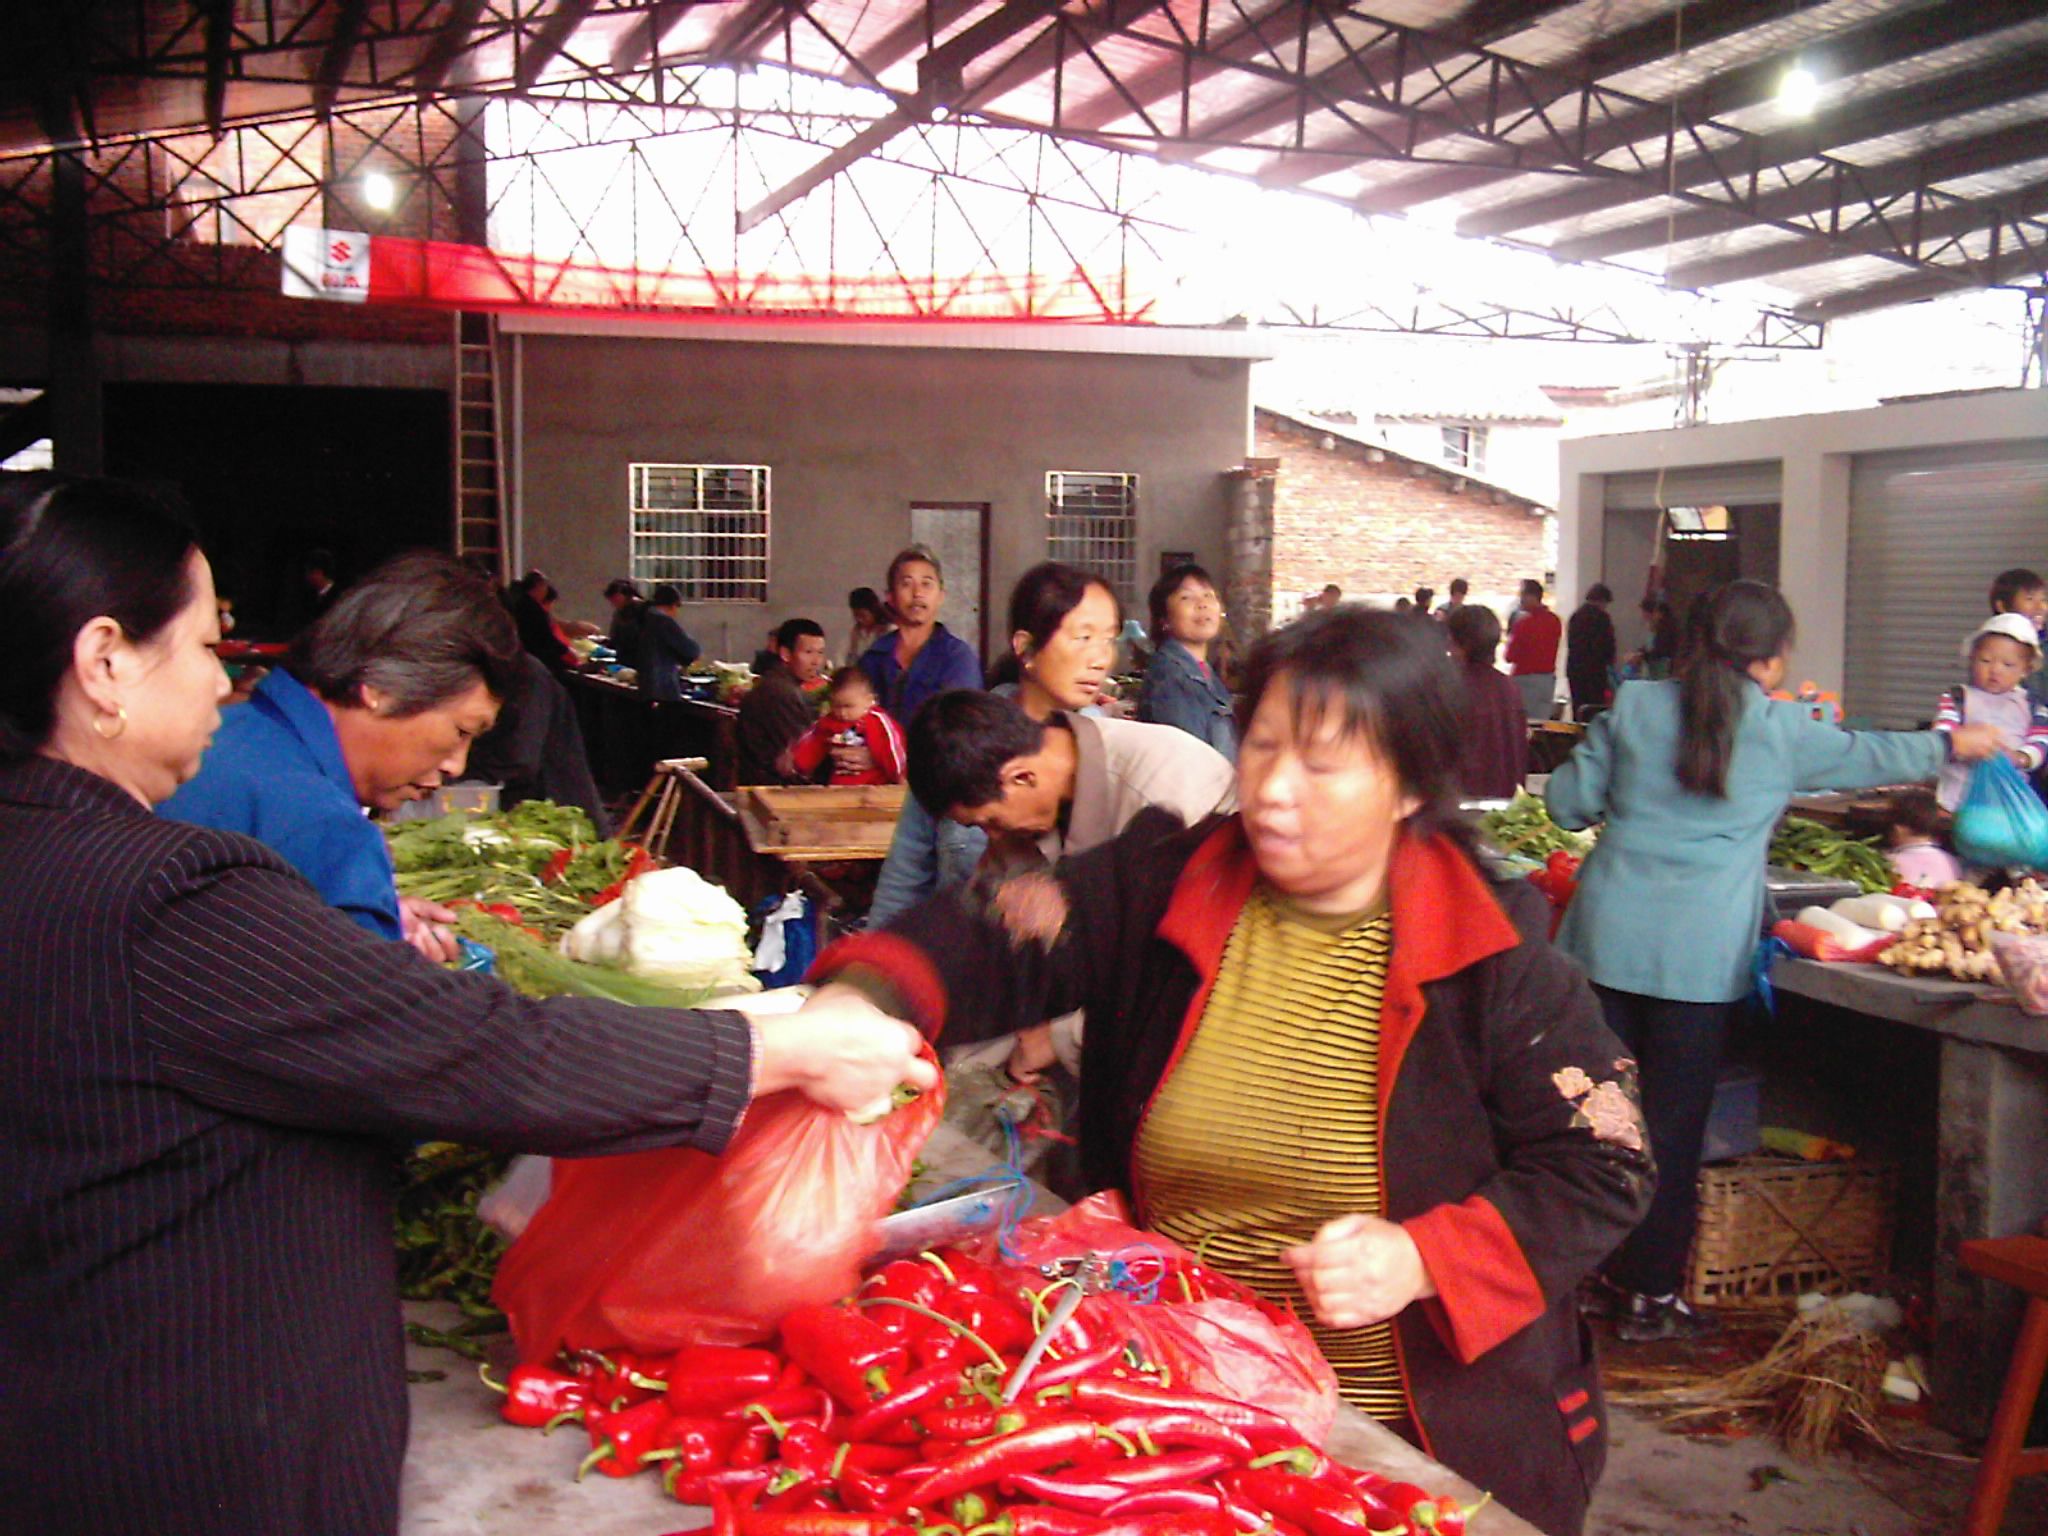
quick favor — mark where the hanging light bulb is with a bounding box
[1777,62,1820,117]
[361,171,396,211]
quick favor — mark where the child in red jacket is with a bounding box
[791,669,907,786]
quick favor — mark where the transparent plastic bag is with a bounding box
[978,1192,1341,1445]
[477,1154,553,1240]
[1952,753,2048,870]
[1990,931,2048,1013]
[493,1054,943,1361]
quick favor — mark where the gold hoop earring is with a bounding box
[91,705,128,741]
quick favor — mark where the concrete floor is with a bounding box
[1591,1379,2048,1536]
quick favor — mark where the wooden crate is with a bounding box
[1686,1155,1898,1307]
[739,785,906,857]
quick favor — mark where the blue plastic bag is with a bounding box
[1951,753,2048,870]
[749,891,817,988]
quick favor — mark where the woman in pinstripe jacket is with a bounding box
[0,474,934,1536]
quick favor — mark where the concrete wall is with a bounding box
[1558,389,2048,692]
[511,329,1256,663]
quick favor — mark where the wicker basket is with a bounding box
[1686,1155,1898,1307]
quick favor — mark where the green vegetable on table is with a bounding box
[386,804,635,940]
[1478,790,1593,861]
[1768,815,1895,894]
[450,907,721,1008]
[396,1142,509,1333]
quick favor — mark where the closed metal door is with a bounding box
[910,503,989,665]
[1846,443,2048,728]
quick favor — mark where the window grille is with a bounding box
[630,463,770,603]
[1046,471,1138,609]
[1441,424,1488,475]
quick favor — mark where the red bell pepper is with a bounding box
[781,1303,910,1410]
[728,1386,835,1430]
[658,1415,741,1484]
[936,1288,1035,1356]
[859,1259,949,1329]
[478,1362,589,1429]
[774,1421,842,1482]
[666,1462,776,1507]
[578,1397,675,1479]
[663,1345,785,1414]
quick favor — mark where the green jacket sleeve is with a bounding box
[1787,710,1945,793]
[1544,705,1616,830]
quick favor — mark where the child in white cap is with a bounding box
[1935,611,2048,810]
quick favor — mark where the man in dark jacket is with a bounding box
[640,585,703,701]
[736,618,828,785]
[1566,583,1618,721]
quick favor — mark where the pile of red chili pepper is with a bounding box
[478,1246,1486,1535]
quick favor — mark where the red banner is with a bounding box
[350,234,1153,324]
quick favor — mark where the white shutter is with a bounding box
[1601,461,1783,512]
[1845,442,2048,728]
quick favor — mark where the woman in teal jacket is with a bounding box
[1546,581,1999,1341]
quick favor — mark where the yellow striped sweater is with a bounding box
[1132,887,1406,1421]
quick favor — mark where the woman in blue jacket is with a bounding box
[1546,581,1999,1340]
[1136,562,1236,761]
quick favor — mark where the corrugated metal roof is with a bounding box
[3,0,2043,320]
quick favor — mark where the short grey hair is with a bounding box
[286,550,522,716]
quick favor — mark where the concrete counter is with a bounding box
[1771,957,2048,1436]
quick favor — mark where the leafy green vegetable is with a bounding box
[385,803,634,940]
[452,908,723,1007]
[396,1142,509,1335]
[1479,790,1593,860]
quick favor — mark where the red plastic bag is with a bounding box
[494,1061,943,1362]
[982,1192,1341,1446]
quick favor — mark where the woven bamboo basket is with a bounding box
[1686,1156,1898,1307]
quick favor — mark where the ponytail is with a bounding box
[1674,581,1795,798]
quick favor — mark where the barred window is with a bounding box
[630,464,770,603]
[1046,471,1138,610]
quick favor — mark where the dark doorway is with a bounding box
[1663,502,1782,624]
[103,382,450,640]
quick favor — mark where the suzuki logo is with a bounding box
[329,239,354,263]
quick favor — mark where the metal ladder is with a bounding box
[452,311,507,578]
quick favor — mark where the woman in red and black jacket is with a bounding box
[811,606,1654,1536]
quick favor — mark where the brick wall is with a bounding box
[1257,409,1548,619]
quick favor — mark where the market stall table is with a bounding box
[1770,956,2048,1436]
[565,671,741,795]
[638,770,903,929]
[397,1309,1544,1535]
